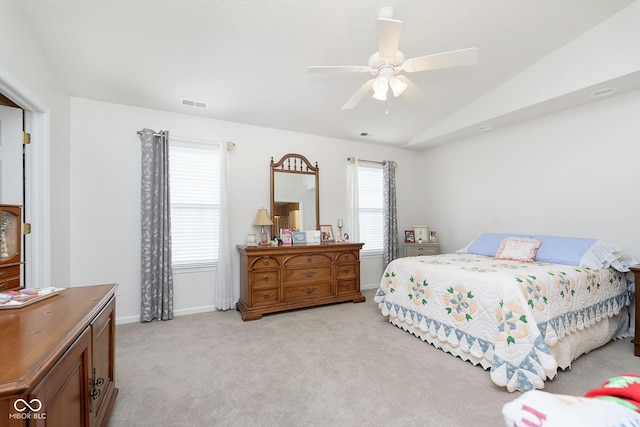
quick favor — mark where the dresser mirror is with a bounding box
[270,153,319,237]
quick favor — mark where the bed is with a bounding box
[374,233,636,392]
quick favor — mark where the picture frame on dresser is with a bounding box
[292,231,306,244]
[320,224,335,242]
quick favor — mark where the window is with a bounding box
[169,138,220,267]
[358,164,383,253]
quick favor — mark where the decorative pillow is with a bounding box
[458,233,531,256]
[495,237,541,262]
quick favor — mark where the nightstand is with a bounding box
[404,242,439,257]
[629,266,639,357]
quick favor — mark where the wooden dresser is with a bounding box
[237,242,365,321]
[629,266,639,357]
[0,284,118,427]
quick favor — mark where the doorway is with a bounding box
[0,96,25,285]
[0,76,50,287]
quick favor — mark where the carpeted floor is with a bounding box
[108,289,637,427]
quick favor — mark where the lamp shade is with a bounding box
[252,208,273,226]
[389,77,407,97]
[372,77,388,101]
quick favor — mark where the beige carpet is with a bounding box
[108,289,637,427]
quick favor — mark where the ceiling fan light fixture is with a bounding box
[389,77,407,97]
[372,77,389,101]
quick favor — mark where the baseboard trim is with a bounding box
[116,305,218,324]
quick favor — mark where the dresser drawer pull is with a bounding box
[418,248,424,252]
[306,257,312,263]
[263,259,270,266]
[303,287,317,294]
[262,275,270,282]
[342,268,351,273]
[263,292,271,299]
[344,283,351,289]
[0,271,4,276]
[302,271,316,278]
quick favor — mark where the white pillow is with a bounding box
[495,237,541,263]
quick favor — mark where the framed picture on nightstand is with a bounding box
[413,225,429,243]
[404,230,415,243]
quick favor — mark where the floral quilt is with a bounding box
[375,254,634,392]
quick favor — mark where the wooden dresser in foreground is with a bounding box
[629,266,640,357]
[0,284,118,427]
[237,242,365,321]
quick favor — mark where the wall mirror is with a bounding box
[270,153,319,236]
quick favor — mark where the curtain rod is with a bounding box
[347,157,382,165]
[347,157,397,167]
[136,130,236,151]
[137,130,165,137]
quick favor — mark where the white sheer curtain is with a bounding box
[215,141,235,310]
[346,157,360,243]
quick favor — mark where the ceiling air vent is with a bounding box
[181,98,207,109]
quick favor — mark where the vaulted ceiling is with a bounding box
[17,0,638,150]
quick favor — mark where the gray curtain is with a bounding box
[139,128,173,322]
[383,160,399,267]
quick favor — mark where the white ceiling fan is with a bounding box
[307,6,478,110]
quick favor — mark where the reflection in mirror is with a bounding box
[270,154,319,237]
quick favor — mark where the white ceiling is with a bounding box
[17,0,637,150]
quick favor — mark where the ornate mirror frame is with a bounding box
[270,153,320,237]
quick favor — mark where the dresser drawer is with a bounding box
[0,265,21,291]
[250,256,280,270]
[283,266,332,284]
[252,288,280,307]
[336,264,357,279]
[337,280,358,295]
[405,244,439,257]
[336,252,358,263]
[284,282,332,301]
[0,264,21,280]
[251,270,279,289]
[284,254,332,266]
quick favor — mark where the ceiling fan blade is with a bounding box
[341,79,375,110]
[401,47,478,73]
[307,65,371,73]
[377,18,402,58]
[396,75,426,107]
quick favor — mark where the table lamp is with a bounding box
[252,208,273,245]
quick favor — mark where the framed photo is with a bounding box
[280,228,292,245]
[429,230,437,242]
[413,225,429,243]
[404,229,415,243]
[292,231,306,244]
[320,225,335,242]
[305,230,321,244]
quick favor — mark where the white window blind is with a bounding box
[358,164,383,253]
[169,138,220,267]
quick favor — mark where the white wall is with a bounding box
[420,89,640,261]
[69,98,424,323]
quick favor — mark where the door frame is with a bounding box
[0,68,51,286]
